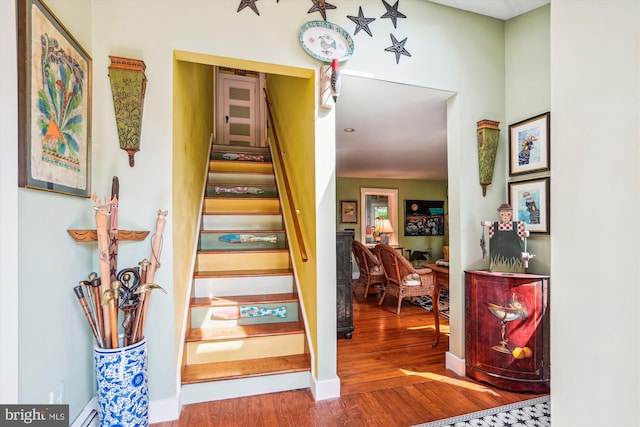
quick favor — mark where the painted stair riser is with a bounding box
[208,172,275,185]
[196,252,291,272]
[206,185,278,198]
[193,275,294,298]
[210,161,273,174]
[201,214,283,231]
[212,145,270,154]
[186,334,305,364]
[180,372,310,405]
[211,152,273,162]
[204,199,281,215]
[200,232,287,251]
[191,303,299,329]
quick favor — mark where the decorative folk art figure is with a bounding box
[477,120,500,197]
[108,56,147,167]
[481,203,534,273]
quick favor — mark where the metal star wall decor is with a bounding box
[381,0,406,29]
[237,0,260,15]
[347,6,376,37]
[385,33,411,64]
[308,0,336,21]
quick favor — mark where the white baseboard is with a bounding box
[71,395,180,426]
[445,351,466,376]
[309,374,340,401]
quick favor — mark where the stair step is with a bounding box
[209,160,273,174]
[212,144,270,154]
[186,323,305,364]
[191,302,298,328]
[206,184,278,198]
[199,230,287,250]
[181,354,309,385]
[208,171,276,185]
[203,198,281,214]
[196,250,291,272]
[191,293,299,307]
[193,272,294,298]
[210,151,273,163]
[202,214,283,231]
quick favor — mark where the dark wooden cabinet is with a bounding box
[336,231,354,339]
[465,270,550,393]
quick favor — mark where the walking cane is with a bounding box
[74,286,105,348]
[133,283,167,343]
[90,277,105,346]
[102,289,119,349]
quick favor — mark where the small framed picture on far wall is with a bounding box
[340,200,358,223]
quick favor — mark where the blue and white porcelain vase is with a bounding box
[94,337,148,427]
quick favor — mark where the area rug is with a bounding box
[412,395,550,427]
[411,289,449,319]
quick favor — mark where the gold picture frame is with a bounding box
[17,0,92,197]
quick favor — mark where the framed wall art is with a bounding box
[509,112,550,176]
[404,200,445,236]
[508,177,550,234]
[17,0,92,197]
[340,200,358,223]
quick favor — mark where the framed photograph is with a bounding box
[509,112,550,176]
[340,200,358,223]
[508,178,550,234]
[404,200,445,236]
[17,0,92,197]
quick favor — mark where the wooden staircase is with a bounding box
[180,144,310,404]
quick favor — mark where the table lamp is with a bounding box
[378,219,394,245]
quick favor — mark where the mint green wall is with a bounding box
[505,5,550,276]
[337,177,448,260]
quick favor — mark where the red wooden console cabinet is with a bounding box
[465,270,550,393]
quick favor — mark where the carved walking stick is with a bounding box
[109,177,120,283]
[146,210,168,285]
[93,193,117,348]
[90,276,105,343]
[102,289,119,349]
[74,286,105,348]
[133,283,167,343]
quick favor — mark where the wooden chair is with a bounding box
[351,240,387,298]
[375,243,443,347]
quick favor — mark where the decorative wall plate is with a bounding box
[298,20,354,62]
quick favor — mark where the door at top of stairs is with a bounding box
[216,68,266,148]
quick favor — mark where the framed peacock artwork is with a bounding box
[17,0,92,197]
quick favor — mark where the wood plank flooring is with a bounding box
[153,282,547,427]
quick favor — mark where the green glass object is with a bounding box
[108,57,147,167]
[477,120,500,197]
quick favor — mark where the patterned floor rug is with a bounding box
[411,289,450,319]
[412,395,550,427]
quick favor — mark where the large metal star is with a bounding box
[347,6,376,37]
[385,33,411,64]
[381,0,406,29]
[237,0,260,16]
[308,0,336,21]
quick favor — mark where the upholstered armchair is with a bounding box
[351,240,387,298]
[375,243,443,346]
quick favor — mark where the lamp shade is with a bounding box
[378,219,393,234]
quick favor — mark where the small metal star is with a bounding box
[237,0,260,16]
[308,0,336,21]
[347,6,376,37]
[385,33,411,64]
[381,0,406,29]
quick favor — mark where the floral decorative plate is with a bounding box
[298,20,355,63]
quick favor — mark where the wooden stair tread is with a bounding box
[199,229,285,234]
[181,354,309,385]
[204,196,279,201]
[191,293,299,307]
[187,322,305,341]
[194,268,293,278]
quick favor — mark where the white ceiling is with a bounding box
[335,0,550,180]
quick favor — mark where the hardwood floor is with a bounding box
[153,282,546,426]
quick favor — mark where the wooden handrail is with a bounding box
[263,89,308,262]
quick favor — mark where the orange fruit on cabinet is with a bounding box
[512,347,525,359]
[523,347,533,358]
